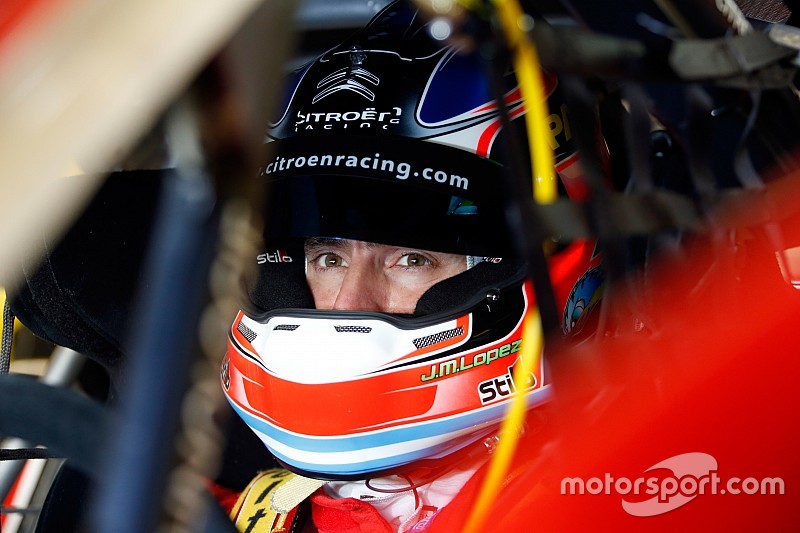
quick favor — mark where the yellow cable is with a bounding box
[453,0,557,203]
[497,0,557,205]
[463,309,543,533]
[460,1,556,531]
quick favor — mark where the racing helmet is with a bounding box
[221,0,596,480]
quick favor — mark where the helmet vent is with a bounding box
[334,325,372,333]
[237,322,258,342]
[412,327,464,349]
[273,324,300,331]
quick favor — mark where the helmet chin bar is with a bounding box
[222,279,551,480]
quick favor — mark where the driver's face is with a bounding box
[304,238,467,314]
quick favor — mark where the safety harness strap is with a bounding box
[230,468,308,533]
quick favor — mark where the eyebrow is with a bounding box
[304,237,339,249]
[304,238,384,250]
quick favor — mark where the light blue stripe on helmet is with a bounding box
[264,436,451,476]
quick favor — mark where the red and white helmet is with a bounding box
[221,0,600,479]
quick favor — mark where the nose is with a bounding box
[332,263,386,312]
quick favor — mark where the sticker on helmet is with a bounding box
[293,107,402,132]
[562,265,604,335]
[257,250,294,264]
[419,339,521,382]
[477,358,537,405]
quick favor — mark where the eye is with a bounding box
[313,253,347,268]
[397,253,432,268]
